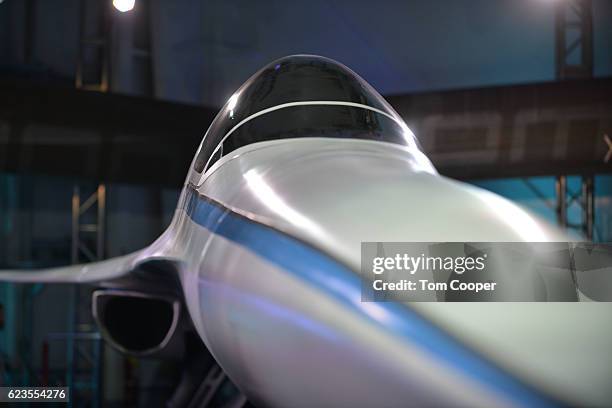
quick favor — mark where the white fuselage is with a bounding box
[142,138,612,408]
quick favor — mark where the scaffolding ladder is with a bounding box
[65,184,106,407]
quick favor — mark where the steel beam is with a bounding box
[555,0,593,79]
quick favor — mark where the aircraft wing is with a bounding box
[0,251,144,283]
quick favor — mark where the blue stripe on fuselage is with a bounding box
[184,187,559,408]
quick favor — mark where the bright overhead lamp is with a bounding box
[113,0,135,13]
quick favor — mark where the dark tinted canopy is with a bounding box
[193,55,418,173]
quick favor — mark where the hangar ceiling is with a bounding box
[0,0,611,184]
[1,0,611,106]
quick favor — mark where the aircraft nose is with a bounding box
[195,138,574,407]
[202,138,563,273]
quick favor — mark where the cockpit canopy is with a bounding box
[192,55,420,174]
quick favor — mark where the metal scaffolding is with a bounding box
[555,0,593,80]
[65,184,106,407]
[522,176,596,241]
[76,0,111,92]
[555,175,595,240]
[75,0,153,96]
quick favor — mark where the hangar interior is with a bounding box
[0,0,611,407]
